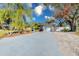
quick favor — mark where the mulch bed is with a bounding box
[0,31,32,39]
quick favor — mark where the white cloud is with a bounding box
[34,4,45,16]
[45,16,51,19]
[45,16,48,19]
[49,5,55,11]
[45,16,55,20]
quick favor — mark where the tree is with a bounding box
[44,3,79,31]
[0,3,32,31]
[63,4,79,31]
[9,3,32,32]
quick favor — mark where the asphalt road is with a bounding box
[0,32,63,56]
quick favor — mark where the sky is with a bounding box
[32,3,55,23]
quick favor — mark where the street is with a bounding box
[0,32,63,56]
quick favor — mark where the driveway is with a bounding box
[54,32,79,56]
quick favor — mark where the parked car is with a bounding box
[39,25,43,32]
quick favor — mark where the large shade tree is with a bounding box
[44,3,79,31]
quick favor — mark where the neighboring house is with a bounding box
[43,22,55,32]
[55,21,71,32]
[56,26,71,32]
[42,18,71,32]
[53,18,71,32]
[43,26,52,32]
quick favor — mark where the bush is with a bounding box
[61,28,70,32]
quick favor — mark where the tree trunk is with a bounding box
[66,20,76,32]
[71,22,76,31]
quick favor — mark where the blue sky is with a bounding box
[32,3,54,23]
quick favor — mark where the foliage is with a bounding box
[44,4,79,32]
[32,23,40,31]
[0,3,32,32]
[61,28,70,32]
